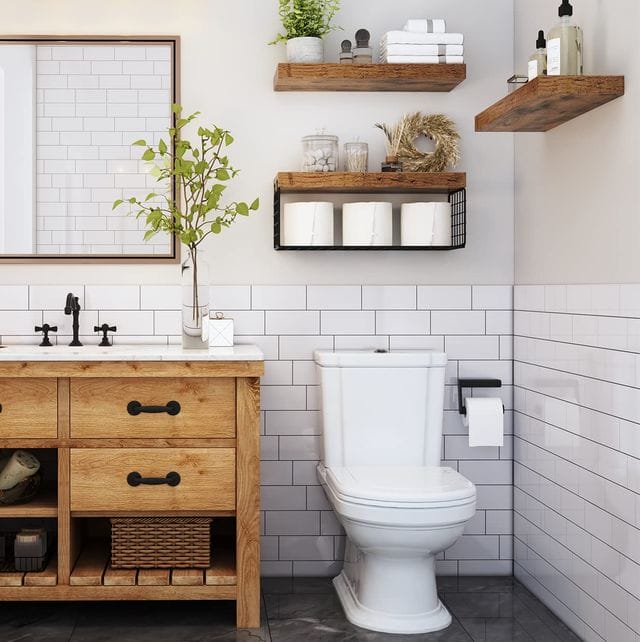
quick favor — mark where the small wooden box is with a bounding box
[111,517,212,569]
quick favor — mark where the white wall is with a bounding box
[0,0,514,285]
[513,1,640,636]
[514,284,640,641]
[514,0,638,284]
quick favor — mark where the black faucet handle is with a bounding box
[94,324,117,347]
[35,323,58,348]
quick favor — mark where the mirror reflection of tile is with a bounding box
[0,43,173,256]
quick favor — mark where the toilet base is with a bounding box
[333,570,452,635]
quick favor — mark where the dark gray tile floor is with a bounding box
[0,576,582,642]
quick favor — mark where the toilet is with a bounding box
[314,350,477,635]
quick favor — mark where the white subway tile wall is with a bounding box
[0,284,513,578]
[36,44,172,255]
[514,284,640,642]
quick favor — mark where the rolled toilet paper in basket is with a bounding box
[401,202,452,246]
[343,202,393,246]
[0,450,41,490]
[462,398,504,448]
[283,202,334,246]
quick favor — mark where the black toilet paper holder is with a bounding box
[457,379,503,416]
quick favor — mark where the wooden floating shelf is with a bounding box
[274,63,466,92]
[275,172,466,194]
[475,75,625,132]
[0,485,57,518]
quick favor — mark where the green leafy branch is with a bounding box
[270,0,341,44]
[113,105,259,256]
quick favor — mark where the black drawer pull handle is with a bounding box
[127,471,181,487]
[127,400,181,416]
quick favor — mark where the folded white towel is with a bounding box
[381,44,463,56]
[381,55,464,64]
[383,31,464,46]
[404,19,446,33]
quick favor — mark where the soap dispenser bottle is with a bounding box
[528,30,547,80]
[547,0,583,76]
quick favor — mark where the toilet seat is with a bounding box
[318,464,476,528]
[324,465,475,508]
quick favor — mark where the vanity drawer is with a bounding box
[0,378,57,438]
[70,377,235,439]
[70,448,236,512]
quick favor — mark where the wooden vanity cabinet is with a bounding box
[0,359,263,629]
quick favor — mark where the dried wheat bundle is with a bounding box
[375,115,409,160]
[396,112,460,172]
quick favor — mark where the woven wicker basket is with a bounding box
[110,517,212,569]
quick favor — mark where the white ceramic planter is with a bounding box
[286,37,324,63]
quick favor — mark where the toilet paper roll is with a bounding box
[401,202,452,247]
[343,202,393,246]
[283,202,334,246]
[462,398,504,448]
[0,450,41,490]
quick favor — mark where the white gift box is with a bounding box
[209,312,234,347]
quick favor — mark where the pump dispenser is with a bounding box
[528,30,547,80]
[547,0,583,75]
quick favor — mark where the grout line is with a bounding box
[514,453,640,543]
[514,562,601,642]
[514,524,635,636]
[514,329,640,358]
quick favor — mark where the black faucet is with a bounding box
[64,293,83,347]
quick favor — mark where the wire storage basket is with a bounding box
[110,517,212,569]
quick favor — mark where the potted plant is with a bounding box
[114,105,259,349]
[270,0,341,63]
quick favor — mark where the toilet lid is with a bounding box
[325,466,475,506]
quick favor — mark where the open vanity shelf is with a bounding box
[0,353,263,627]
[0,485,57,518]
[274,171,467,251]
[274,63,466,92]
[475,75,625,132]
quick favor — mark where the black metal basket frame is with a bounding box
[274,183,466,251]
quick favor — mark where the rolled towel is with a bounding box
[381,55,464,64]
[381,44,463,56]
[404,19,446,33]
[383,31,464,46]
[0,450,40,490]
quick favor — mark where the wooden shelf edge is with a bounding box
[0,360,264,378]
[475,75,625,133]
[0,485,57,518]
[275,172,466,193]
[0,585,237,600]
[71,510,235,518]
[274,62,466,92]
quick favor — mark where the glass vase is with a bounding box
[181,247,210,350]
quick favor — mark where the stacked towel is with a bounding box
[404,19,446,34]
[380,21,464,64]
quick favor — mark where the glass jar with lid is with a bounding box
[302,134,339,172]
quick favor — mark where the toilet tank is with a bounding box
[314,351,447,468]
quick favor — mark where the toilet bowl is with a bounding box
[314,350,477,635]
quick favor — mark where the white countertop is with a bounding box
[0,344,264,362]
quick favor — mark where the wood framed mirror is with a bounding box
[0,35,180,263]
